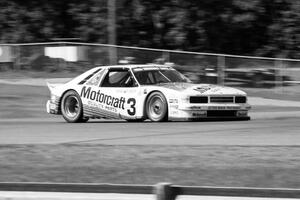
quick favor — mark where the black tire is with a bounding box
[80,117,89,123]
[126,118,145,122]
[61,90,85,123]
[146,92,168,122]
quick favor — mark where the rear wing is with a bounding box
[47,82,63,93]
[46,78,71,94]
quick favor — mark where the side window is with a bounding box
[78,68,102,85]
[86,69,105,86]
[134,71,154,85]
[153,71,170,83]
[101,70,137,87]
[148,72,155,84]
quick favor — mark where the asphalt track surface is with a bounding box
[0,116,299,145]
[1,79,300,146]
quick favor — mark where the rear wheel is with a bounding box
[61,90,86,123]
[146,92,168,122]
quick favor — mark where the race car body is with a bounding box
[46,64,251,122]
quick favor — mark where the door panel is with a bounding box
[80,85,142,119]
[80,68,143,119]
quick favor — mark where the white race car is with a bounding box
[46,64,251,122]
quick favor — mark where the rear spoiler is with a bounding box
[46,78,71,93]
[47,82,63,93]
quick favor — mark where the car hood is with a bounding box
[157,82,246,95]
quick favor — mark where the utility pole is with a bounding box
[108,0,117,65]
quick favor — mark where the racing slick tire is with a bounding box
[146,92,168,122]
[61,90,86,123]
[80,117,89,123]
[126,119,145,122]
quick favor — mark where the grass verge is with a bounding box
[0,84,48,118]
[0,144,299,188]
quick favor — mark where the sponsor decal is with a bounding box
[81,86,136,115]
[169,98,178,104]
[192,113,206,117]
[49,103,57,110]
[192,111,207,117]
[237,110,248,116]
[207,106,241,110]
[208,106,225,110]
[116,89,137,94]
[170,104,179,109]
[81,86,125,109]
[194,85,212,93]
[227,106,241,110]
[210,88,221,93]
[170,110,179,115]
[190,106,202,109]
[87,101,118,113]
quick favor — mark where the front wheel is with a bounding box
[61,90,85,123]
[146,92,168,122]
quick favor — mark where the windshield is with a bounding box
[133,68,191,85]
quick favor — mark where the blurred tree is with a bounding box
[68,0,107,43]
[0,0,299,58]
[117,0,201,49]
[0,0,79,42]
[256,0,300,58]
[117,0,156,47]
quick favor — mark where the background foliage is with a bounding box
[0,0,299,58]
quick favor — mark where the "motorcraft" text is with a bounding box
[80,86,126,109]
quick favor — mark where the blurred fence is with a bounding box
[1,42,300,96]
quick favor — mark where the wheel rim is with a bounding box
[148,96,165,119]
[64,96,80,118]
